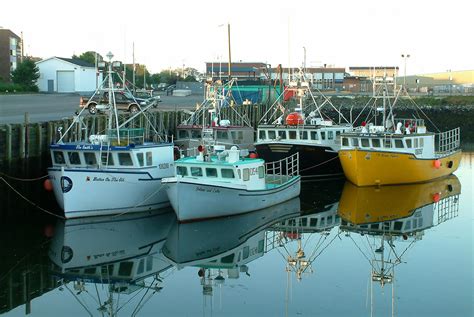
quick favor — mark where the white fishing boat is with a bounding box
[47,52,175,218]
[49,210,175,315]
[255,71,353,179]
[162,146,301,222]
[174,79,255,155]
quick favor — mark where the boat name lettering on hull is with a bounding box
[196,186,220,193]
[92,176,125,182]
[75,145,94,150]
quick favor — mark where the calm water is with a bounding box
[0,154,472,317]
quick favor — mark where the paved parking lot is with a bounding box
[0,92,203,124]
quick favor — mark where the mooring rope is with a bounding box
[0,172,49,182]
[299,155,340,173]
[0,177,65,219]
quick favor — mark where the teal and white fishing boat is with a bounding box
[162,146,301,222]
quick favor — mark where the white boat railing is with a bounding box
[435,127,460,155]
[265,152,299,185]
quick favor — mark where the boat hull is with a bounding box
[338,149,462,186]
[256,143,343,179]
[164,177,301,222]
[48,168,171,218]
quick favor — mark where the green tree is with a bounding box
[11,59,40,91]
[72,51,102,65]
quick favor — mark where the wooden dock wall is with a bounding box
[0,106,274,163]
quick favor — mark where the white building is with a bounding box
[36,57,101,93]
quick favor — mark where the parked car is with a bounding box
[79,90,160,115]
[166,84,176,95]
[156,83,168,91]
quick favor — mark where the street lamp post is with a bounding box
[401,54,410,90]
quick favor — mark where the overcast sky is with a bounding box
[2,0,472,74]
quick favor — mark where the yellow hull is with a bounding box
[338,149,462,186]
[338,175,461,225]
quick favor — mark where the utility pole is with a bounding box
[132,42,136,94]
[401,53,410,90]
[227,23,232,82]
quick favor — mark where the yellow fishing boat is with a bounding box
[339,78,461,186]
[338,175,461,225]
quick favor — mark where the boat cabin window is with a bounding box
[231,131,244,140]
[178,130,188,139]
[53,151,65,164]
[221,168,235,178]
[289,130,297,139]
[335,131,341,139]
[419,138,424,147]
[101,152,114,166]
[206,168,218,177]
[191,167,203,177]
[259,130,266,140]
[177,166,188,176]
[414,139,419,148]
[394,139,404,148]
[68,152,81,165]
[394,221,403,231]
[406,139,412,148]
[243,168,250,181]
[84,152,97,165]
[268,130,276,139]
[320,131,326,140]
[191,130,201,138]
[310,131,319,140]
[300,131,308,140]
[217,131,229,139]
[371,139,381,148]
[137,259,145,274]
[118,153,133,166]
[278,131,286,139]
[118,262,133,277]
[310,218,318,227]
[84,267,97,275]
[243,246,250,259]
[237,169,242,179]
[146,152,152,166]
[257,166,264,179]
[342,137,349,146]
[221,253,235,264]
[384,139,392,148]
[361,138,370,147]
[351,138,359,147]
[136,153,144,166]
[327,131,334,140]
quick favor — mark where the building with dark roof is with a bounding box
[36,57,101,93]
[0,28,22,83]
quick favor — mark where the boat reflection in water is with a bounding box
[269,179,345,280]
[338,175,461,314]
[162,197,301,309]
[49,209,176,315]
